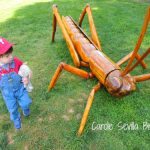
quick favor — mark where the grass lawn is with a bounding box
[0,0,150,149]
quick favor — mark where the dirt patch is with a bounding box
[0,115,7,121]
[38,117,43,122]
[7,133,14,145]
[68,98,75,104]
[0,115,4,120]
[49,116,53,121]
[81,93,88,99]
[78,98,84,103]
[79,104,84,108]
[62,115,70,121]
[76,113,82,120]
[24,144,29,150]
[68,108,74,114]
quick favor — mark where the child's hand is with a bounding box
[28,71,32,79]
[22,77,29,85]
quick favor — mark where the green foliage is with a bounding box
[0,132,8,149]
[0,0,150,149]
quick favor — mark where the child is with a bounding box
[0,37,32,130]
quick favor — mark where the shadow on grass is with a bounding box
[0,0,150,149]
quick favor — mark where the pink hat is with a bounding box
[0,37,13,55]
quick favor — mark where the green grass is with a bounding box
[0,0,150,149]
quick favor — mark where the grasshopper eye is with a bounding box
[110,77,122,89]
[105,76,123,93]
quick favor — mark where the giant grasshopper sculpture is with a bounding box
[48,4,150,136]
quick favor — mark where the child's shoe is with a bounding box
[14,118,21,130]
[23,108,30,117]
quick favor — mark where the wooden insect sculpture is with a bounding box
[48,4,150,136]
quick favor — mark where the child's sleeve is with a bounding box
[14,57,23,72]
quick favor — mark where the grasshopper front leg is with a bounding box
[48,62,93,91]
[77,82,101,136]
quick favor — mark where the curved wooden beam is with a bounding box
[52,5,80,67]
[122,7,150,76]
[77,82,101,136]
[48,62,93,91]
[78,4,102,50]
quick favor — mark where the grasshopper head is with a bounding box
[105,70,136,97]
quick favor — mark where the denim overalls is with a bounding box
[0,61,32,128]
